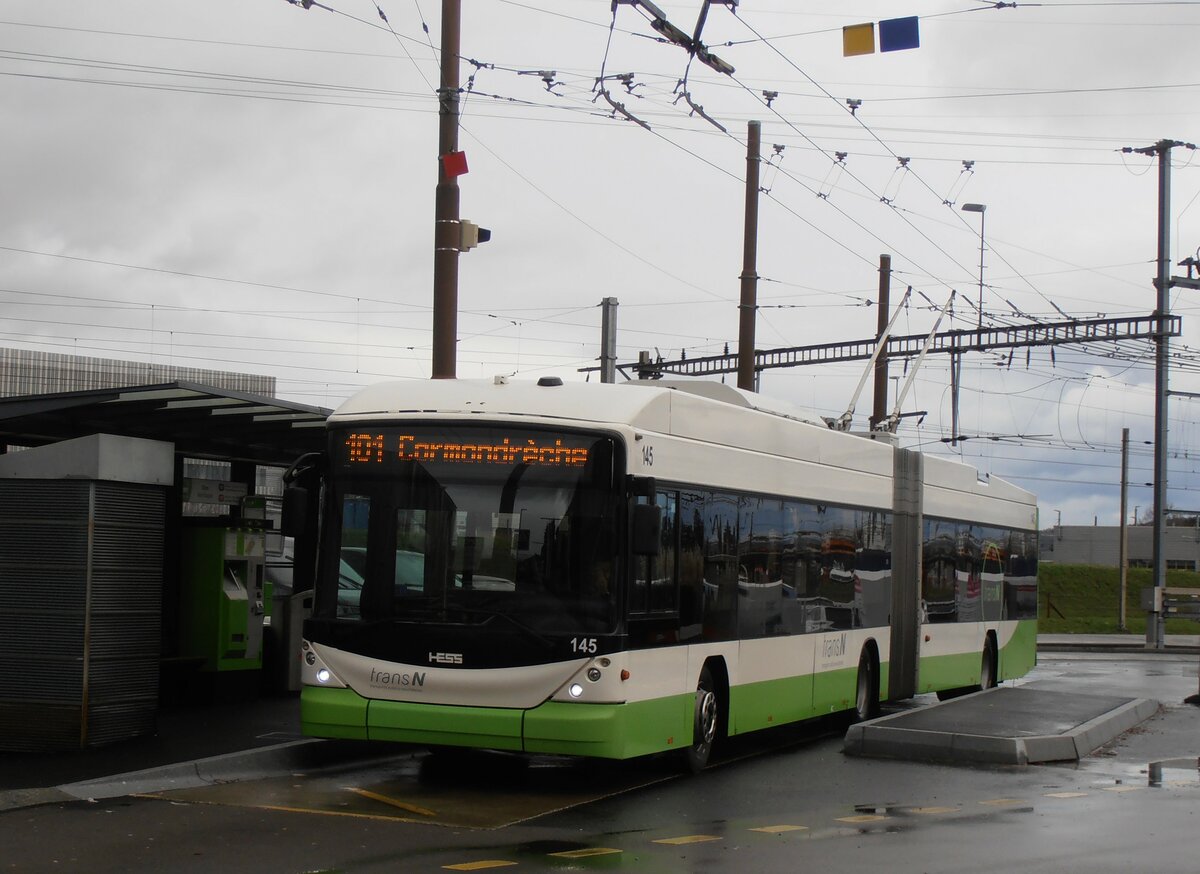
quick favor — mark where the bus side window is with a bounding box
[678,492,705,639]
[648,492,678,612]
[630,491,678,614]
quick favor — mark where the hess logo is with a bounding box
[428,652,464,665]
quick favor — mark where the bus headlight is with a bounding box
[316,668,331,684]
[587,667,602,682]
[568,683,584,698]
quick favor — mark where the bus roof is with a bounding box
[330,377,821,429]
[330,377,1037,522]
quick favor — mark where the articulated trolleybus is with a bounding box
[287,377,1038,771]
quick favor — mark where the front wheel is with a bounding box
[683,666,719,773]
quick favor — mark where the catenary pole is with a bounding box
[432,0,462,379]
[1151,141,1171,649]
[870,254,892,431]
[737,120,761,392]
[1119,426,1129,632]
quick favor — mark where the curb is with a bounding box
[1039,643,1200,656]
[843,691,1161,766]
[0,738,410,814]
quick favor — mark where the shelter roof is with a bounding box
[0,381,331,466]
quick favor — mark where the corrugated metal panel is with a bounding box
[0,347,275,398]
[0,704,85,751]
[0,479,166,749]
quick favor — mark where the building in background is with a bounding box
[0,347,283,498]
[0,347,274,397]
[1041,524,1200,570]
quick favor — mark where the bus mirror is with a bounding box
[628,475,657,499]
[281,487,308,538]
[632,503,662,556]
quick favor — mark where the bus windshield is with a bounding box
[322,425,621,634]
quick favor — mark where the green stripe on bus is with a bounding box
[524,695,692,759]
[1000,620,1038,679]
[302,686,369,740]
[729,674,819,733]
[918,650,981,693]
[369,699,525,750]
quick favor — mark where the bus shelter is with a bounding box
[0,382,330,750]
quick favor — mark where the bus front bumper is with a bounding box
[301,686,690,760]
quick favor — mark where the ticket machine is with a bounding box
[179,522,270,673]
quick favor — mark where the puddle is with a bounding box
[1148,758,1200,787]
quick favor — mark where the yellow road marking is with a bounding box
[979,798,1024,806]
[132,795,407,823]
[443,862,518,871]
[1043,792,1089,799]
[749,824,809,833]
[908,806,960,815]
[836,814,889,823]
[345,787,437,817]
[548,848,623,859]
[653,835,721,845]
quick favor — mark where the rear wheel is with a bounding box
[981,636,998,690]
[683,666,719,773]
[854,649,879,721]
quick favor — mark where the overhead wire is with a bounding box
[4,3,1195,458]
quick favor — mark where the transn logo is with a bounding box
[429,652,464,665]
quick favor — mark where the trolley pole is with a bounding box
[431,0,462,379]
[737,120,761,393]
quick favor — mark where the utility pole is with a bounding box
[737,120,761,393]
[1150,140,1173,649]
[1123,139,1196,648]
[1119,426,1129,632]
[870,254,892,430]
[432,0,462,379]
[600,298,618,384]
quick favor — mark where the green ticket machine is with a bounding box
[179,522,271,676]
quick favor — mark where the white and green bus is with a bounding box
[287,377,1038,771]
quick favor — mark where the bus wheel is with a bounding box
[683,666,719,773]
[854,648,879,721]
[980,636,998,690]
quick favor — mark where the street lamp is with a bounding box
[961,202,987,331]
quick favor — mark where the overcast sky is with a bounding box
[2,0,1199,526]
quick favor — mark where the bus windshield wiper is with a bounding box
[449,606,554,648]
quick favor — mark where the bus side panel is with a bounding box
[809,630,888,717]
[999,619,1037,680]
[524,695,692,759]
[368,700,524,751]
[810,664,860,716]
[730,675,815,733]
[302,686,369,740]
[726,636,815,734]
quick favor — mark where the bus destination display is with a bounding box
[342,429,592,469]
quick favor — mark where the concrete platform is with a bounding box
[844,687,1161,765]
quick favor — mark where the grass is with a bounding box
[1038,563,1200,635]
